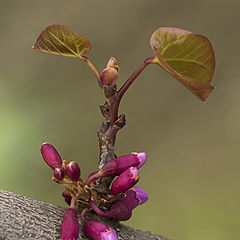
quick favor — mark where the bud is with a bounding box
[100,67,118,86]
[41,142,62,169]
[111,167,140,196]
[100,153,141,177]
[83,220,118,240]
[60,208,79,240]
[106,57,119,70]
[53,168,64,180]
[100,57,119,87]
[85,153,144,185]
[89,187,148,221]
[107,187,148,220]
[64,161,81,182]
[62,191,72,206]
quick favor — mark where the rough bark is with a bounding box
[0,189,172,240]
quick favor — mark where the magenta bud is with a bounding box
[90,187,148,221]
[60,208,79,240]
[135,152,147,168]
[83,220,118,240]
[62,191,72,206]
[62,191,69,198]
[54,168,64,180]
[111,167,140,196]
[106,187,148,220]
[107,187,148,219]
[65,161,81,182]
[100,154,141,177]
[41,142,62,169]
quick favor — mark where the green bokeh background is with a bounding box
[0,0,239,239]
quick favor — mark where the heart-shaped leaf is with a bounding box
[33,25,91,59]
[150,27,215,101]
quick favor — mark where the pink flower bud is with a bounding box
[62,191,71,206]
[89,187,148,221]
[41,142,62,169]
[100,154,141,177]
[83,220,118,240]
[60,208,79,240]
[65,161,81,182]
[111,167,140,196]
[54,167,64,180]
[62,191,69,198]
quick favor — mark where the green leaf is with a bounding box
[150,27,215,102]
[33,25,91,59]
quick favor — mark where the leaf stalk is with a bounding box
[81,56,101,86]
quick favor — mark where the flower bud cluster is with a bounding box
[41,143,81,182]
[40,142,148,240]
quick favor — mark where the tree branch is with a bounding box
[0,189,172,240]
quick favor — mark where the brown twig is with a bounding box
[96,58,154,187]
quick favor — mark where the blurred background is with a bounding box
[0,0,239,239]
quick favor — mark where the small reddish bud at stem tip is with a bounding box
[100,67,118,87]
[99,57,119,87]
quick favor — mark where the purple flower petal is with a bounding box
[135,152,147,168]
[41,142,62,169]
[60,208,79,240]
[111,167,139,196]
[131,187,148,206]
[83,220,118,240]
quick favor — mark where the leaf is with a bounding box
[150,27,215,101]
[33,25,91,59]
